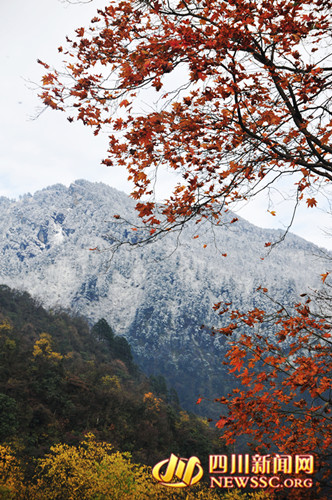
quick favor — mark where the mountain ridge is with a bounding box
[0,179,327,413]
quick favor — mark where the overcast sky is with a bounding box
[1,0,332,251]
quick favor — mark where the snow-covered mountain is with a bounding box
[0,180,327,413]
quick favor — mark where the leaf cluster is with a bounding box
[211,289,332,498]
[39,0,332,237]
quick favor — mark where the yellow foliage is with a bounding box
[4,339,16,350]
[143,392,162,411]
[0,436,269,500]
[31,433,148,499]
[32,333,63,362]
[0,444,24,499]
[0,320,13,334]
[101,374,121,390]
[30,434,221,500]
[179,410,190,422]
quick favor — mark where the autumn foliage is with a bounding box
[0,444,24,499]
[0,435,266,500]
[212,288,332,498]
[39,0,332,232]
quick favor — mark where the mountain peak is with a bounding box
[0,181,327,412]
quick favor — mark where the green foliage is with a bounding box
[91,318,115,344]
[149,374,168,399]
[0,286,223,470]
[112,335,133,363]
[0,394,18,441]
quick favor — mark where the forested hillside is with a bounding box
[0,285,222,467]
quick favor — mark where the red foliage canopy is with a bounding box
[39,0,332,230]
[212,289,332,497]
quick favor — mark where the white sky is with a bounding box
[1,0,332,251]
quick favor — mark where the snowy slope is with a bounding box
[0,180,327,412]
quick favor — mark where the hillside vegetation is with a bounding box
[0,285,247,498]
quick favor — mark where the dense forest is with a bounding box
[0,285,225,461]
[0,285,234,498]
